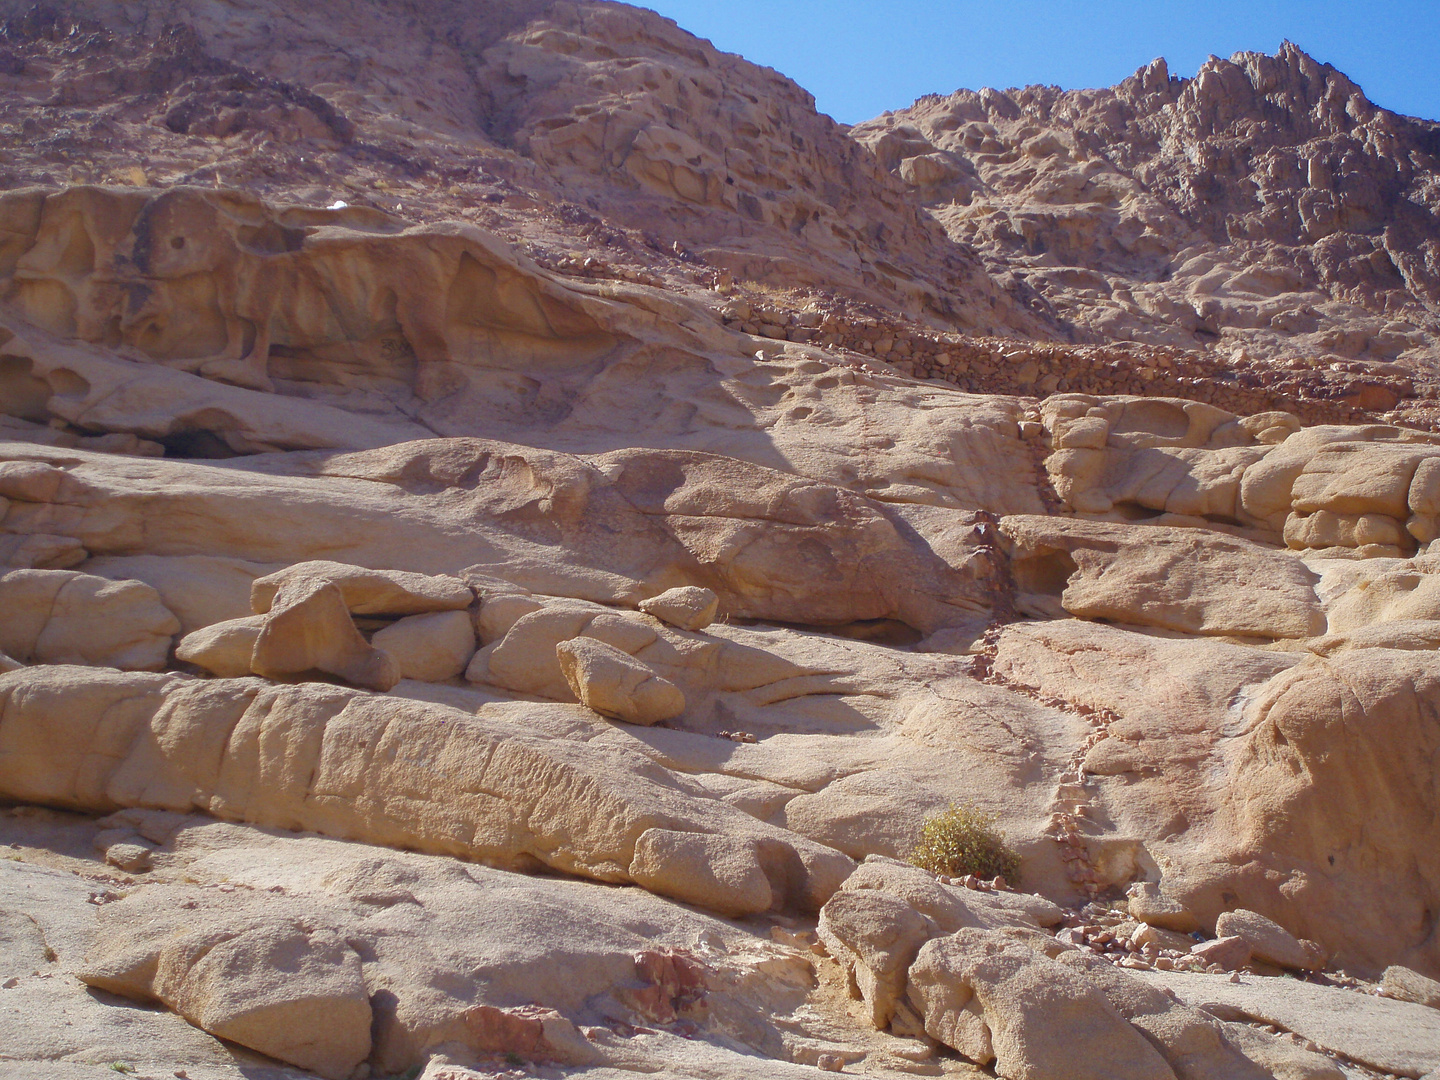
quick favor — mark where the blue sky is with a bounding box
[638,1,1440,125]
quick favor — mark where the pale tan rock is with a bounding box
[627,829,773,917]
[907,929,1177,1079]
[1132,924,1198,953]
[1411,458,1440,516]
[1381,965,1440,1009]
[0,437,1004,639]
[1214,910,1316,970]
[0,665,852,916]
[1325,564,1440,631]
[481,602,598,698]
[250,577,401,692]
[103,841,154,873]
[1220,1022,1346,1080]
[1230,650,1440,975]
[0,569,179,670]
[1305,619,1440,654]
[1058,949,1272,1080]
[0,531,87,569]
[1055,416,1110,450]
[371,610,476,683]
[252,560,474,617]
[475,592,546,645]
[1285,509,1409,550]
[1128,882,1201,934]
[1002,516,1324,638]
[639,586,720,631]
[816,888,933,1029]
[1190,936,1253,972]
[0,651,20,674]
[1291,444,1433,519]
[2,813,853,1080]
[1145,969,1440,1077]
[85,554,281,635]
[0,461,67,502]
[837,857,1064,934]
[174,616,266,678]
[556,636,685,725]
[80,900,372,1080]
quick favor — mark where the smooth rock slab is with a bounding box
[1001,516,1324,638]
[907,928,1177,1079]
[0,665,851,916]
[1140,970,1440,1077]
[80,908,373,1080]
[251,560,474,616]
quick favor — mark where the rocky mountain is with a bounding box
[1,3,1440,1080]
[856,43,1440,367]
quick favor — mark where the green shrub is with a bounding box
[908,803,1021,884]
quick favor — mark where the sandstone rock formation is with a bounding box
[2,1,1440,1078]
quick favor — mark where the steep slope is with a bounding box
[856,43,1440,368]
[0,0,1048,333]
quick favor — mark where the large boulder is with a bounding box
[174,616,266,678]
[1214,909,1320,971]
[371,610,477,683]
[1000,516,1324,638]
[250,577,401,692]
[1223,649,1440,976]
[80,897,372,1080]
[556,636,686,725]
[906,929,1177,1079]
[252,560,474,617]
[817,888,933,1028]
[639,586,719,631]
[0,569,179,670]
[817,857,1064,1032]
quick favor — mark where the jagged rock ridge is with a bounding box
[857,43,1440,368]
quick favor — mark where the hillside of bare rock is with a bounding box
[855,43,1440,376]
[2,2,1440,1080]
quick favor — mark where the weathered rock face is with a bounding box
[0,0,1045,332]
[0,664,853,913]
[3,3,1440,1079]
[856,44,1440,371]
